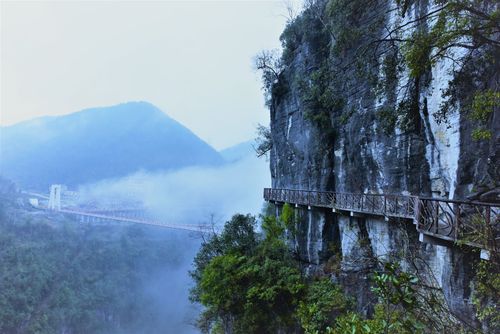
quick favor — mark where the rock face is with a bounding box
[268,0,498,326]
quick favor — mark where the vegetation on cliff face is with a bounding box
[470,90,500,140]
[256,0,498,139]
[191,207,494,334]
[472,257,500,331]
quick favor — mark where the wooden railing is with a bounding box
[263,188,499,251]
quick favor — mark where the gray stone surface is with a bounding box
[268,0,498,324]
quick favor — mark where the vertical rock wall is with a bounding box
[268,0,498,324]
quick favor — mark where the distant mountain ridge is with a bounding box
[0,102,223,190]
[219,140,256,163]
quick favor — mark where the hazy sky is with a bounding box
[1,0,300,149]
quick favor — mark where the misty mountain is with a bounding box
[219,140,256,163]
[0,101,223,190]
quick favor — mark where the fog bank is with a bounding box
[78,155,270,226]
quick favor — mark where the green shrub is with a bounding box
[297,279,351,334]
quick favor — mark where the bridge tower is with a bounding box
[48,184,62,211]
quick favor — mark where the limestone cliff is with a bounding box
[266,0,498,327]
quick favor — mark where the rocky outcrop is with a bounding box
[267,0,498,326]
[270,0,498,198]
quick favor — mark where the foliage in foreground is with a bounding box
[191,208,491,334]
[190,213,305,333]
[472,257,500,332]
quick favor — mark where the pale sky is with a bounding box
[1,0,300,149]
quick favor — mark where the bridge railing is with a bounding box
[333,192,417,219]
[264,188,334,208]
[264,188,417,218]
[264,188,499,250]
[60,208,213,232]
[416,198,499,250]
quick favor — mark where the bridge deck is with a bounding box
[264,188,499,251]
[60,209,211,233]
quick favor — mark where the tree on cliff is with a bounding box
[254,49,285,106]
[254,124,272,158]
[190,213,305,333]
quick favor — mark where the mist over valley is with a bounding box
[3,0,497,333]
[0,102,269,333]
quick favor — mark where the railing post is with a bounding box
[414,199,421,228]
[384,196,387,215]
[454,204,460,241]
[434,202,439,234]
[485,206,491,249]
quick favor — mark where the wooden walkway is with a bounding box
[264,188,499,251]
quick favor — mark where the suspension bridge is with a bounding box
[59,208,212,232]
[31,185,213,233]
[264,188,499,255]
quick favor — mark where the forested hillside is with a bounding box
[0,189,200,334]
